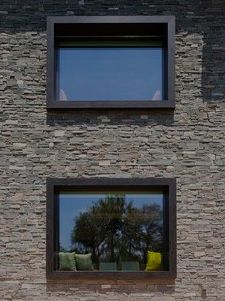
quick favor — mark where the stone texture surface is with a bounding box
[0,0,225,300]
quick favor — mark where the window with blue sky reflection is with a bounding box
[58,43,164,101]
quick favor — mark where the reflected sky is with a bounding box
[58,47,163,101]
[58,192,164,251]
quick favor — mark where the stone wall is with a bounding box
[0,0,225,300]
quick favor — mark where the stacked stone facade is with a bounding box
[0,0,225,300]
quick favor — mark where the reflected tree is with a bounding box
[71,194,163,265]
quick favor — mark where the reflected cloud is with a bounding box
[152,89,161,100]
[60,89,68,101]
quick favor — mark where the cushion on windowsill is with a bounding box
[75,253,94,271]
[58,252,76,271]
[145,251,162,271]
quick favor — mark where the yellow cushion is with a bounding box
[145,251,162,271]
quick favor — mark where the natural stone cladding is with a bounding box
[0,0,225,300]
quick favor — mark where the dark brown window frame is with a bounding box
[46,177,176,280]
[47,16,175,110]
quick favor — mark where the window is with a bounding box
[46,178,176,279]
[47,16,175,109]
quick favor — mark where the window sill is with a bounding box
[47,270,176,280]
[47,100,175,110]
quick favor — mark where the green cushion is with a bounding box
[145,251,162,271]
[58,252,76,271]
[75,253,93,271]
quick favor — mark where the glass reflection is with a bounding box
[58,45,163,101]
[56,192,168,271]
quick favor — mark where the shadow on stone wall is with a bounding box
[201,16,225,102]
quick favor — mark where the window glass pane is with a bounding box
[55,191,169,272]
[57,43,164,101]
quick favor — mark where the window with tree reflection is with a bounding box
[55,191,169,272]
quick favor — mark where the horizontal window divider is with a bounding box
[56,35,165,39]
